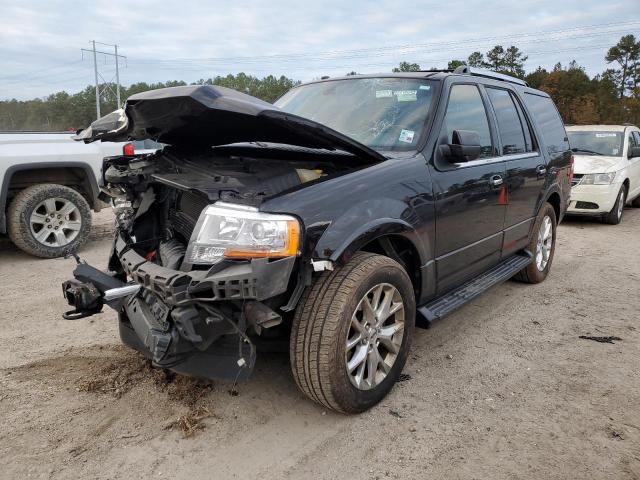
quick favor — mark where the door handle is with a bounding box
[536,165,547,175]
[490,175,503,187]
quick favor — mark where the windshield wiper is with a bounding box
[571,147,603,156]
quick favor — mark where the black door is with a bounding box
[485,87,546,257]
[431,83,506,294]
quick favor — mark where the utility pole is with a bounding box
[91,41,100,118]
[114,44,121,108]
[81,41,126,120]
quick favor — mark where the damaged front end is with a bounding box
[62,85,381,381]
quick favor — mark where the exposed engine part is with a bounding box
[134,188,156,219]
[104,157,158,185]
[159,238,186,270]
[112,197,136,229]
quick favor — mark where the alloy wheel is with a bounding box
[535,215,553,271]
[29,197,82,247]
[617,190,625,220]
[345,283,405,390]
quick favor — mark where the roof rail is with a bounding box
[453,65,528,87]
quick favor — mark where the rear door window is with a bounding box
[523,93,569,154]
[486,88,532,155]
[442,84,494,158]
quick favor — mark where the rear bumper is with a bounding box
[567,183,621,215]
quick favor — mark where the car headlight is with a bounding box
[185,202,301,264]
[580,172,616,185]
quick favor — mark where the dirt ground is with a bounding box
[0,208,639,480]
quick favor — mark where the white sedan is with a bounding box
[566,124,640,224]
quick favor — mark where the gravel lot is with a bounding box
[1,208,639,480]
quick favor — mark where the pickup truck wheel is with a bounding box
[513,203,557,284]
[7,184,91,258]
[603,185,626,225]
[290,252,415,414]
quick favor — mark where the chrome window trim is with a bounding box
[450,151,539,169]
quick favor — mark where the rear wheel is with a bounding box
[514,202,557,284]
[290,252,415,414]
[603,185,626,225]
[7,183,91,258]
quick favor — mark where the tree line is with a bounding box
[1,35,639,131]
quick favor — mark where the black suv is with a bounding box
[63,66,572,413]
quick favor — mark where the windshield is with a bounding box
[567,131,623,156]
[275,78,437,151]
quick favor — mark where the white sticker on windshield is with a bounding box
[376,90,393,98]
[395,90,417,102]
[399,129,415,143]
[419,85,431,90]
[595,133,617,137]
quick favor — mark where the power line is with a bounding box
[0,60,84,82]
[126,20,640,65]
[2,20,636,84]
[1,20,638,99]
[119,42,619,74]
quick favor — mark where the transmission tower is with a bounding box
[81,41,126,119]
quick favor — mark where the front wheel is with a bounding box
[514,202,557,284]
[6,183,92,258]
[290,252,415,414]
[603,185,626,225]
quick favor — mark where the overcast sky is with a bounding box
[1,0,639,100]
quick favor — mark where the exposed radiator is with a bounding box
[169,192,209,241]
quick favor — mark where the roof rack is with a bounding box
[453,65,528,87]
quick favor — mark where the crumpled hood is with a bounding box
[73,85,386,163]
[573,154,625,174]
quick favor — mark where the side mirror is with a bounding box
[628,146,640,159]
[440,130,482,162]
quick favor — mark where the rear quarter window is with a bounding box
[523,93,568,154]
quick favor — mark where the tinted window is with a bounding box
[513,96,534,151]
[523,93,568,154]
[487,88,530,155]
[632,132,640,158]
[442,84,493,158]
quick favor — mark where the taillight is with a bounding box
[569,154,574,185]
[123,143,135,156]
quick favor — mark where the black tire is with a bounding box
[630,193,640,208]
[290,252,415,414]
[514,202,557,284]
[603,185,626,225]
[7,183,92,258]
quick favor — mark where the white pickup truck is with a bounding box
[0,132,128,257]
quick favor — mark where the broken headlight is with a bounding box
[186,202,301,264]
